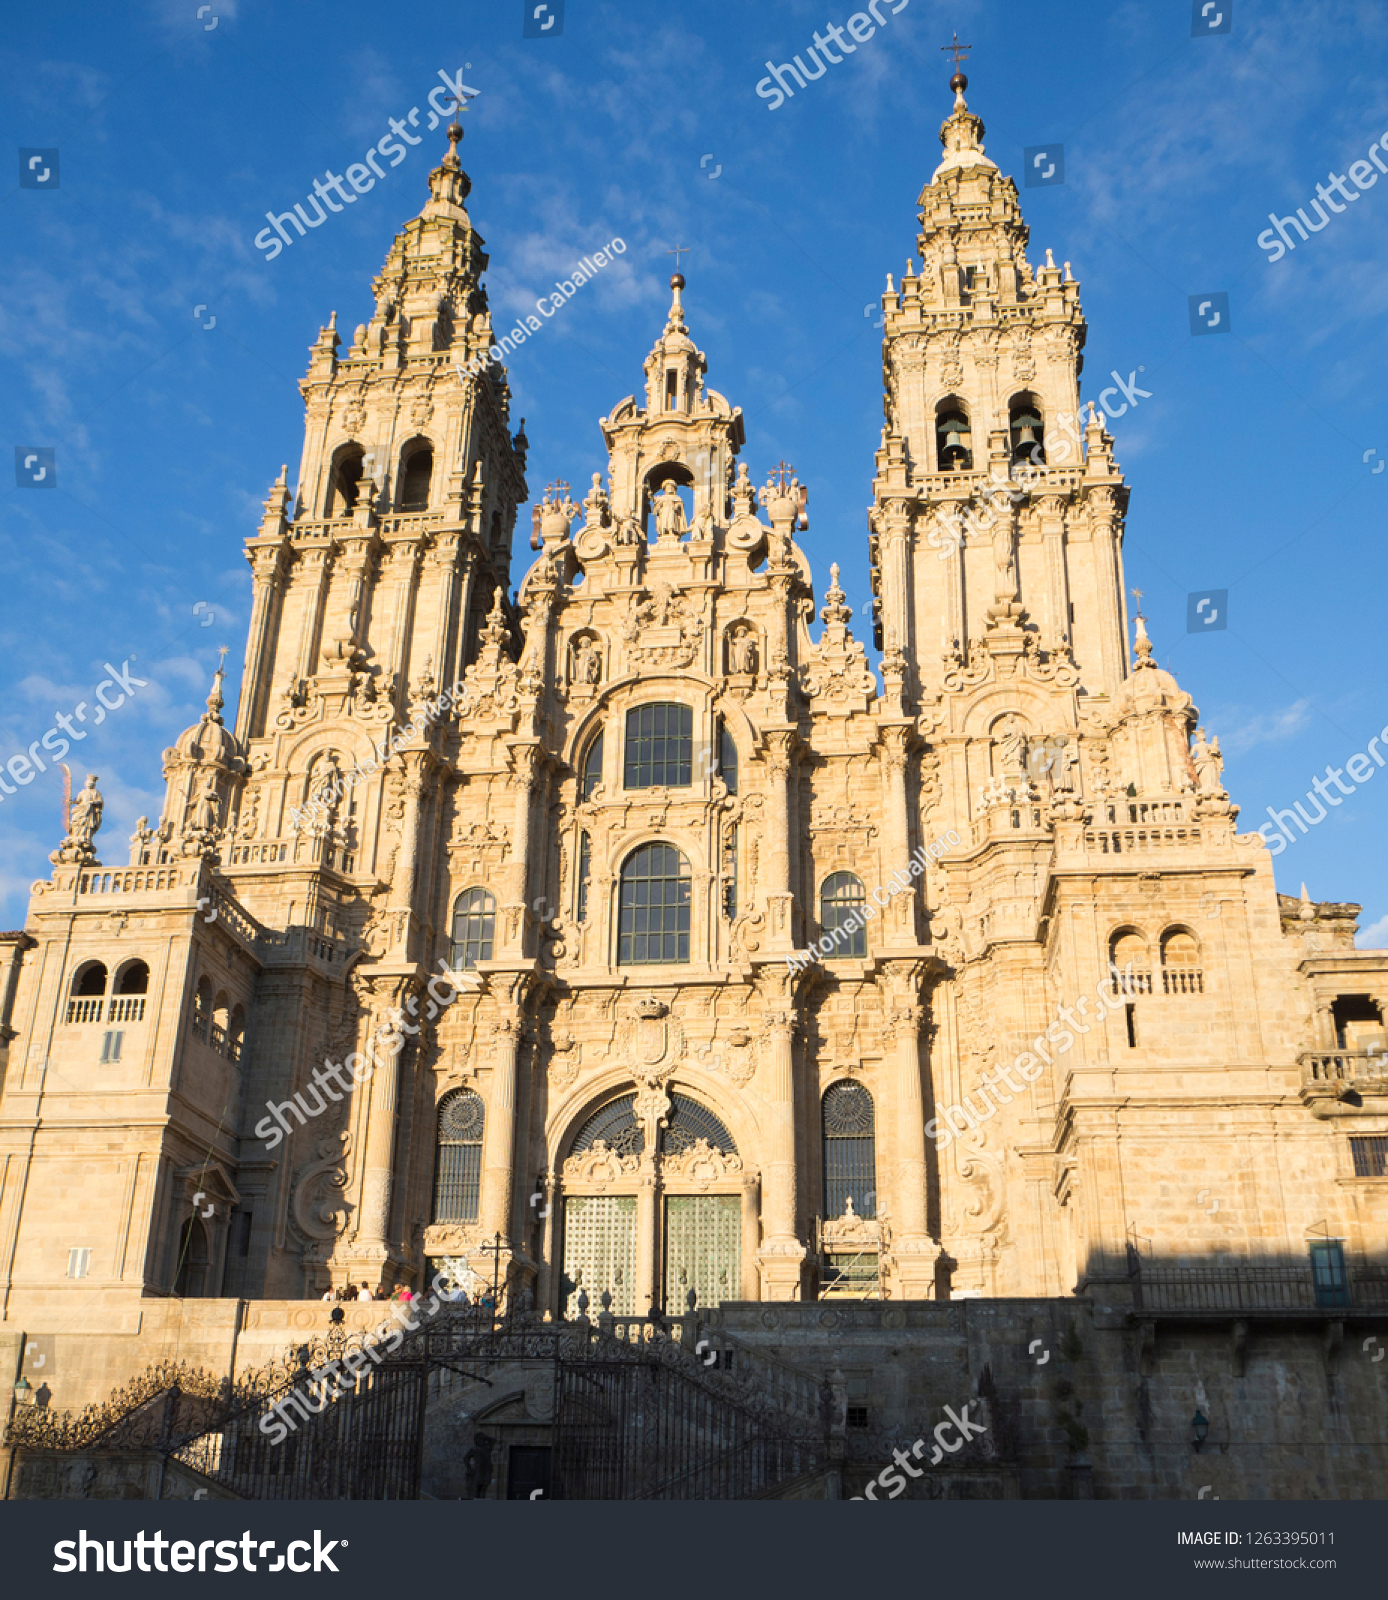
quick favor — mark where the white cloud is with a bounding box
[1218,697,1314,755]
[1356,912,1388,949]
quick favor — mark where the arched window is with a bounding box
[618,843,691,965]
[624,703,692,788]
[717,720,739,795]
[227,1004,246,1064]
[399,440,433,511]
[211,991,231,1055]
[822,1081,876,1219]
[66,962,108,1023]
[325,446,364,518]
[576,830,592,922]
[935,399,973,472]
[571,1093,644,1157]
[820,873,868,959]
[1161,929,1204,995]
[664,1093,737,1156]
[1009,395,1046,466]
[192,977,211,1043]
[579,731,604,801]
[451,888,496,970]
[174,1216,210,1298]
[433,1089,485,1222]
[1109,930,1153,995]
[110,960,149,1023]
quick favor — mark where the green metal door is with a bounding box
[562,1195,637,1316]
[664,1194,740,1312]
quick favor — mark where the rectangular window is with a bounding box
[1125,1003,1137,1048]
[100,1030,123,1063]
[624,703,693,788]
[433,1142,482,1223]
[1309,1241,1349,1308]
[233,1210,253,1257]
[1350,1136,1388,1178]
[845,1404,870,1429]
[67,1247,91,1279]
[577,830,591,923]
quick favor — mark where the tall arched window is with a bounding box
[1109,929,1153,995]
[211,991,231,1055]
[399,439,433,511]
[1009,394,1046,465]
[111,960,149,1023]
[935,399,973,471]
[820,873,868,959]
[576,830,592,922]
[1161,928,1204,995]
[433,1089,485,1222]
[624,703,692,788]
[579,731,604,801]
[717,720,739,795]
[174,1216,210,1298]
[192,976,211,1043]
[67,962,108,1024]
[451,888,496,970]
[822,1081,876,1219]
[325,445,364,518]
[618,843,691,964]
[227,1004,246,1064]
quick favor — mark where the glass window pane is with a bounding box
[618,842,691,965]
[820,873,868,959]
[624,704,693,788]
[451,888,496,969]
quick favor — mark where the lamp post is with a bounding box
[1190,1409,1209,1452]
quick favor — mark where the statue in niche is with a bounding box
[729,628,758,675]
[1192,727,1224,795]
[193,771,221,834]
[994,716,1028,781]
[652,478,688,541]
[1049,737,1080,795]
[572,635,602,686]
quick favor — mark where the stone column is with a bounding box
[503,743,541,956]
[635,1164,659,1314]
[236,543,288,744]
[763,731,796,954]
[878,726,915,942]
[885,972,936,1298]
[387,762,430,961]
[480,1001,524,1250]
[358,1005,406,1263]
[757,995,806,1299]
[740,1171,761,1299]
[535,1169,560,1315]
[295,542,336,685]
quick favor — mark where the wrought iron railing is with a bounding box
[1132,1264,1388,1313]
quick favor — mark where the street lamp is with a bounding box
[1190,1409,1209,1452]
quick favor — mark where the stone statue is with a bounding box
[1050,737,1079,795]
[193,772,221,834]
[730,628,758,675]
[70,775,104,846]
[572,635,601,686]
[652,478,688,541]
[1192,727,1224,795]
[995,717,1028,781]
[615,515,640,546]
[992,519,1017,596]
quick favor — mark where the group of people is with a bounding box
[316,1279,498,1312]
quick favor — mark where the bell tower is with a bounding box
[868,70,1132,705]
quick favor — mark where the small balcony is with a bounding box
[1300,1049,1388,1102]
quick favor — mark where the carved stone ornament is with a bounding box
[623,994,685,1085]
[661,1137,744,1189]
[288,1129,352,1244]
[562,1138,640,1187]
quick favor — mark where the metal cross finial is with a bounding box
[940,31,971,67]
[667,243,690,272]
[1131,588,1145,616]
[216,644,230,669]
[770,460,795,488]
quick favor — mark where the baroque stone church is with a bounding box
[2,73,1386,1420]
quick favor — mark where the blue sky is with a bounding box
[3,0,1387,939]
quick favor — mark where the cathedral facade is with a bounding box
[2,79,1386,1379]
